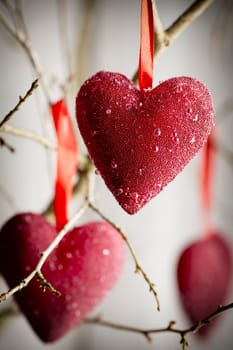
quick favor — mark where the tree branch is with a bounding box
[0,1,51,102]
[1,124,56,150]
[132,0,214,83]
[86,303,233,350]
[0,199,89,303]
[89,203,160,311]
[0,79,39,128]
[0,136,14,152]
[0,163,96,303]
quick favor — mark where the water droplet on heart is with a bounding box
[187,107,193,113]
[49,261,56,271]
[114,188,123,196]
[106,109,112,115]
[114,78,121,85]
[190,136,196,144]
[154,145,159,152]
[24,215,32,223]
[138,134,143,140]
[131,192,139,201]
[91,130,97,137]
[123,203,128,210]
[139,102,143,107]
[25,265,31,272]
[191,114,199,122]
[66,252,73,259]
[58,264,63,270]
[102,248,110,256]
[138,168,143,176]
[65,294,71,301]
[126,103,132,110]
[75,310,81,317]
[128,84,133,90]
[154,128,161,137]
[172,131,180,144]
[67,302,78,311]
[111,161,118,169]
[155,183,163,191]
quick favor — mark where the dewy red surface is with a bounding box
[0,213,125,342]
[177,233,232,336]
[76,71,214,214]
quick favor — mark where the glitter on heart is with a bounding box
[76,71,214,214]
[0,213,125,342]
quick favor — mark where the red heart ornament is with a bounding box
[76,71,214,214]
[177,233,232,336]
[0,213,125,342]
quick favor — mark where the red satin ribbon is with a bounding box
[201,132,215,236]
[138,0,154,91]
[51,100,78,231]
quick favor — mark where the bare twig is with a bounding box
[75,0,96,87]
[86,303,233,350]
[1,124,56,150]
[0,200,89,303]
[132,0,214,83]
[0,1,50,102]
[89,203,160,311]
[0,136,14,152]
[56,0,72,84]
[0,163,96,303]
[165,0,214,43]
[0,79,39,128]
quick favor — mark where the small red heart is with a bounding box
[76,71,214,214]
[177,233,232,336]
[0,213,125,342]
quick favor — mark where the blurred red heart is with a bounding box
[76,71,214,214]
[0,213,125,342]
[177,232,232,336]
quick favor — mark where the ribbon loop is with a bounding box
[138,0,154,91]
[200,132,215,235]
[51,100,78,230]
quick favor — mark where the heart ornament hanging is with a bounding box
[76,71,214,214]
[0,213,125,342]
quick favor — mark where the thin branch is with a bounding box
[89,203,160,311]
[86,303,233,350]
[152,0,165,49]
[0,164,96,303]
[132,0,214,83]
[75,0,96,87]
[0,79,39,128]
[0,200,89,303]
[165,0,214,43]
[0,1,51,102]
[0,136,14,152]
[0,6,16,37]
[1,124,56,150]
[56,0,72,83]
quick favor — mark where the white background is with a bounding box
[0,1,233,349]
